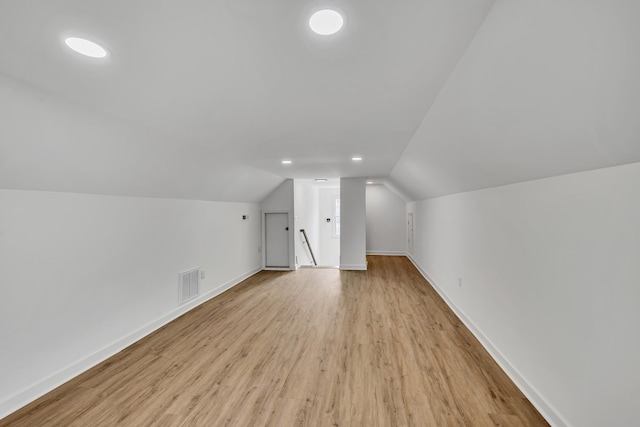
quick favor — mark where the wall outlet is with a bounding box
[201,270,206,279]
[458,277,462,287]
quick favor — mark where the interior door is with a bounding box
[265,213,289,268]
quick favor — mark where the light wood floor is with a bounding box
[1,256,548,426]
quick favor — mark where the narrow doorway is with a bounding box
[293,179,340,268]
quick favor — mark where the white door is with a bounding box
[266,213,289,268]
[408,212,414,254]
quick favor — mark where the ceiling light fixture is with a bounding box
[366,181,373,184]
[309,10,344,35]
[352,156,363,161]
[315,178,328,182]
[64,37,108,58]
[281,160,292,164]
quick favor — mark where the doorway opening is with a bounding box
[294,179,340,268]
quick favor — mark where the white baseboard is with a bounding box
[0,266,262,420]
[405,255,569,427]
[366,251,406,256]
[340,263,368,270]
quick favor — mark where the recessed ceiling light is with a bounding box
[281,160,292,164]
[315,178,328,182]
[352,156,363,161]
[366,181,373,184]
[309,10,344,35]
[65,37,108,58]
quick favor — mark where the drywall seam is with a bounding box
[0,266,262,420]
[405,254,571,427]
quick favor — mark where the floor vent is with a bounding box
[178,268,200,305]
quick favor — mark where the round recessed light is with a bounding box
[366,181,373,184]
[309,10,344,35]
[352,156,363,161]
[282,160,292,165]
[65,37,108,58]
[315,178,328,182]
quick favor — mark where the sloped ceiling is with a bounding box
[0,0,495,202]
[391,0,640,200]
[2,0,637,203]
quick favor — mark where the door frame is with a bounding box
[262,210,293,271]
[407,212,414,254]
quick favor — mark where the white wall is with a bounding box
[366,184,406,255]
[318,187,340,266]
[294,180,320,266]
[340,178,367,270]
[407,162,640,427]
[0,189,262,418]
[261,179,295,269]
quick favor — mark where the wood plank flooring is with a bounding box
[0,256,548,426]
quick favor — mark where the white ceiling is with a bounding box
[392,0,640,200]
[1,0,638,202]
[0,0,494,201]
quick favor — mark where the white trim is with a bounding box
[263,268,291,271]
[0,266,262,420]
[366,251,406,256]
[405,254,569,427]
[340,263,367,270]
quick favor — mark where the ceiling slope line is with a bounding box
[388,0,499,184]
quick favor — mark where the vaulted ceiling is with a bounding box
[391,0,640,200]
[1,0,638,202]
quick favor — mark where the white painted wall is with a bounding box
[0,189,262,418]
[407,162,640,427]
[340,178,367,270]
[294,180,320,266]
[366,184,406,255]
[318,187,340,266]
[261,179,295,269]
